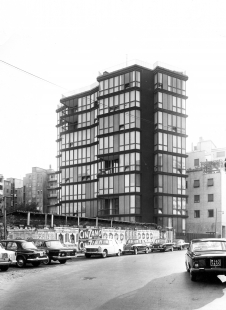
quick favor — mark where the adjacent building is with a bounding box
[56,61,188,234]
[186,138,226,237]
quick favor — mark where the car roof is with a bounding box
[31,239,59,242]
[191,238,226,243]
[0,239,27,242]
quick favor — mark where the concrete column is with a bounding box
[27,212,30,226]
[96,217,98,228]
[51,214,54,227]
[45,213,47,226]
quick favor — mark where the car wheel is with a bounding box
[85,254,91,258]
[134,248,138,255]
[43,256,51,265]
[117,250,121,256]
[16,256,26,268]
[0,265,9,272]
[59,260,67,264]
[32,262,41,267]
[145,248,149,254]
[190,272,197,282]
[102,250,107,258]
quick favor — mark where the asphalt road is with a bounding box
[1,250,226,310]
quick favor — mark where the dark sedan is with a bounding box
[185,238,226,281]
[151,238,174,252]
[122,239,149,255]
[32,239,76,265]
[0,239,48,268]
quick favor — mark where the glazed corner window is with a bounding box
[194,210,200,218]
[207,178,214,186]
[193,180,200,188]
[208,194,214,202]
[194,195,200,203]
[194,159,199,167]
[208,209,214,217]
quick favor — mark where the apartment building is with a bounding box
[186,138,226,237]
[56,61,188,233]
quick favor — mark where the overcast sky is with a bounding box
[1,0,226,180]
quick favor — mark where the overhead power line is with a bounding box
[0,59,69,90]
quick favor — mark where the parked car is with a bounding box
[0,239,47,268]
[173,239,189,250]
[122,239,149,255]
[151,238,174,252]
[0,243,17,271]
[32,239,76,265]
[185,238,226,281]
[84,239,123,258]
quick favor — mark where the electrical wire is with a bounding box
[0,59,69,90]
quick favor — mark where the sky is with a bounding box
[0,0,226,180]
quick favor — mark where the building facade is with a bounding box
[186,138,226,237]
[56,61,188,233]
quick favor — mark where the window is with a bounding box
[194,159,199,167]
[208,194,214,202]
[207,178,214,186]
[194,180,200,188]
[194,210,200,218]
[208,209,214,217]
[194,195,200,203]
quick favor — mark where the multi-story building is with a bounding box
[47,170,60,214]
[6,178,23,210]
[56,61,188,233]
[186,138,226,237]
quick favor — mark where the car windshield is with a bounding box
[45,241,64,248]
[155,239,165,244]
[22,242,38,250]
[92,240,109,245]
[192,241,226,251]
[127,239,139,244]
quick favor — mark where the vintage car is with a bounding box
[185,238,226,281]
[84,239,123,258]
[173,239,189,250]
[32,239,76,265]
[0,239,48,268]
[122,239,149,255]
[151,238,174,252]
[0,243,17,271]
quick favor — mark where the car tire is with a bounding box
[116,250,121,256]
[102,250,107,258]
[0,265,9,272]
[43,256,51,265]
[32,262,41,267]
[59,260,66,264]
[190,272,197,282]
[85,254,91,258]
[134,248,138,255]
[16,256,26,268]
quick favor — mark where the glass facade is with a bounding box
[56,65,188,232]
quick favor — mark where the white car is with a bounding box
[0,243,17,271]
[84,239,123,258]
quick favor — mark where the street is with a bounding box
[1,250,226,310]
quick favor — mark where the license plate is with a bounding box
[210,259,221,267]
